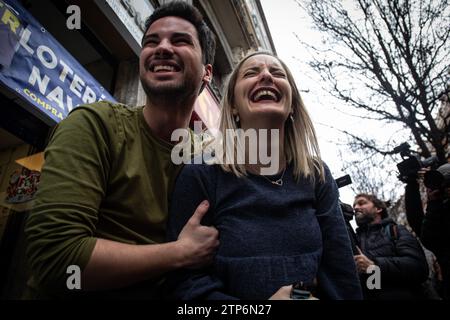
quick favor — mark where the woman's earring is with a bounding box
[235,114,240,123]
[290,114,294,123]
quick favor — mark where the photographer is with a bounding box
[405,163,450,299]
[353,194,429,300]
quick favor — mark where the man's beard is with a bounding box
[355,211,377,227]
[140,77,199,103]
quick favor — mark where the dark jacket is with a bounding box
[404,180,450,299]
[421,199,450,299]
[356,218,429,300]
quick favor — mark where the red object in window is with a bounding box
[192,86,221,132]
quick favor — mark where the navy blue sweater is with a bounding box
[166,163,362,300]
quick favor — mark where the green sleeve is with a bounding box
[25,103,114,292]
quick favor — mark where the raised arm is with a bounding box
[404,178,425,236]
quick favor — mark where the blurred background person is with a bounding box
[353,193,428,300]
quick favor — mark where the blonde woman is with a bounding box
[166,52,362,300]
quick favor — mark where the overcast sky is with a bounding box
[260,0,407,204]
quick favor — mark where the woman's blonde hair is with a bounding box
[218,51,325,182]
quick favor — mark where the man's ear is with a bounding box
[202,64,213,84]
[199,64,213,94]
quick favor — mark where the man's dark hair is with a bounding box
[355,193,388,219]
[143,1,216,66]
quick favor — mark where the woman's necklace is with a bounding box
[261,167,287,186]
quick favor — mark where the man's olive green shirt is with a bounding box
[25,101,183,298]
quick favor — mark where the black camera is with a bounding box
[394,143,440,182]
[334,174,354,222]
[335,174,352,189]
[340,202,355,222]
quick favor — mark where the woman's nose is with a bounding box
[258,68,274,83]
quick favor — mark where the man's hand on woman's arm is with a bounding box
[82,200,219,290]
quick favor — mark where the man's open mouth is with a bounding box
[149,62,181,73]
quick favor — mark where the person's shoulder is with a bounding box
[391,221,419,240]
[395,223,412,234]
[320,160,333,177]
[68,100,133,120]
[62,101,142,136]
[312,159,334,185]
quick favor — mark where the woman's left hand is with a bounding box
[269,285,293,300]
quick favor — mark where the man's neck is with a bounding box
[369,215,383,225]
[142,97,196,143]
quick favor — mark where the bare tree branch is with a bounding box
[301,0,449,162]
